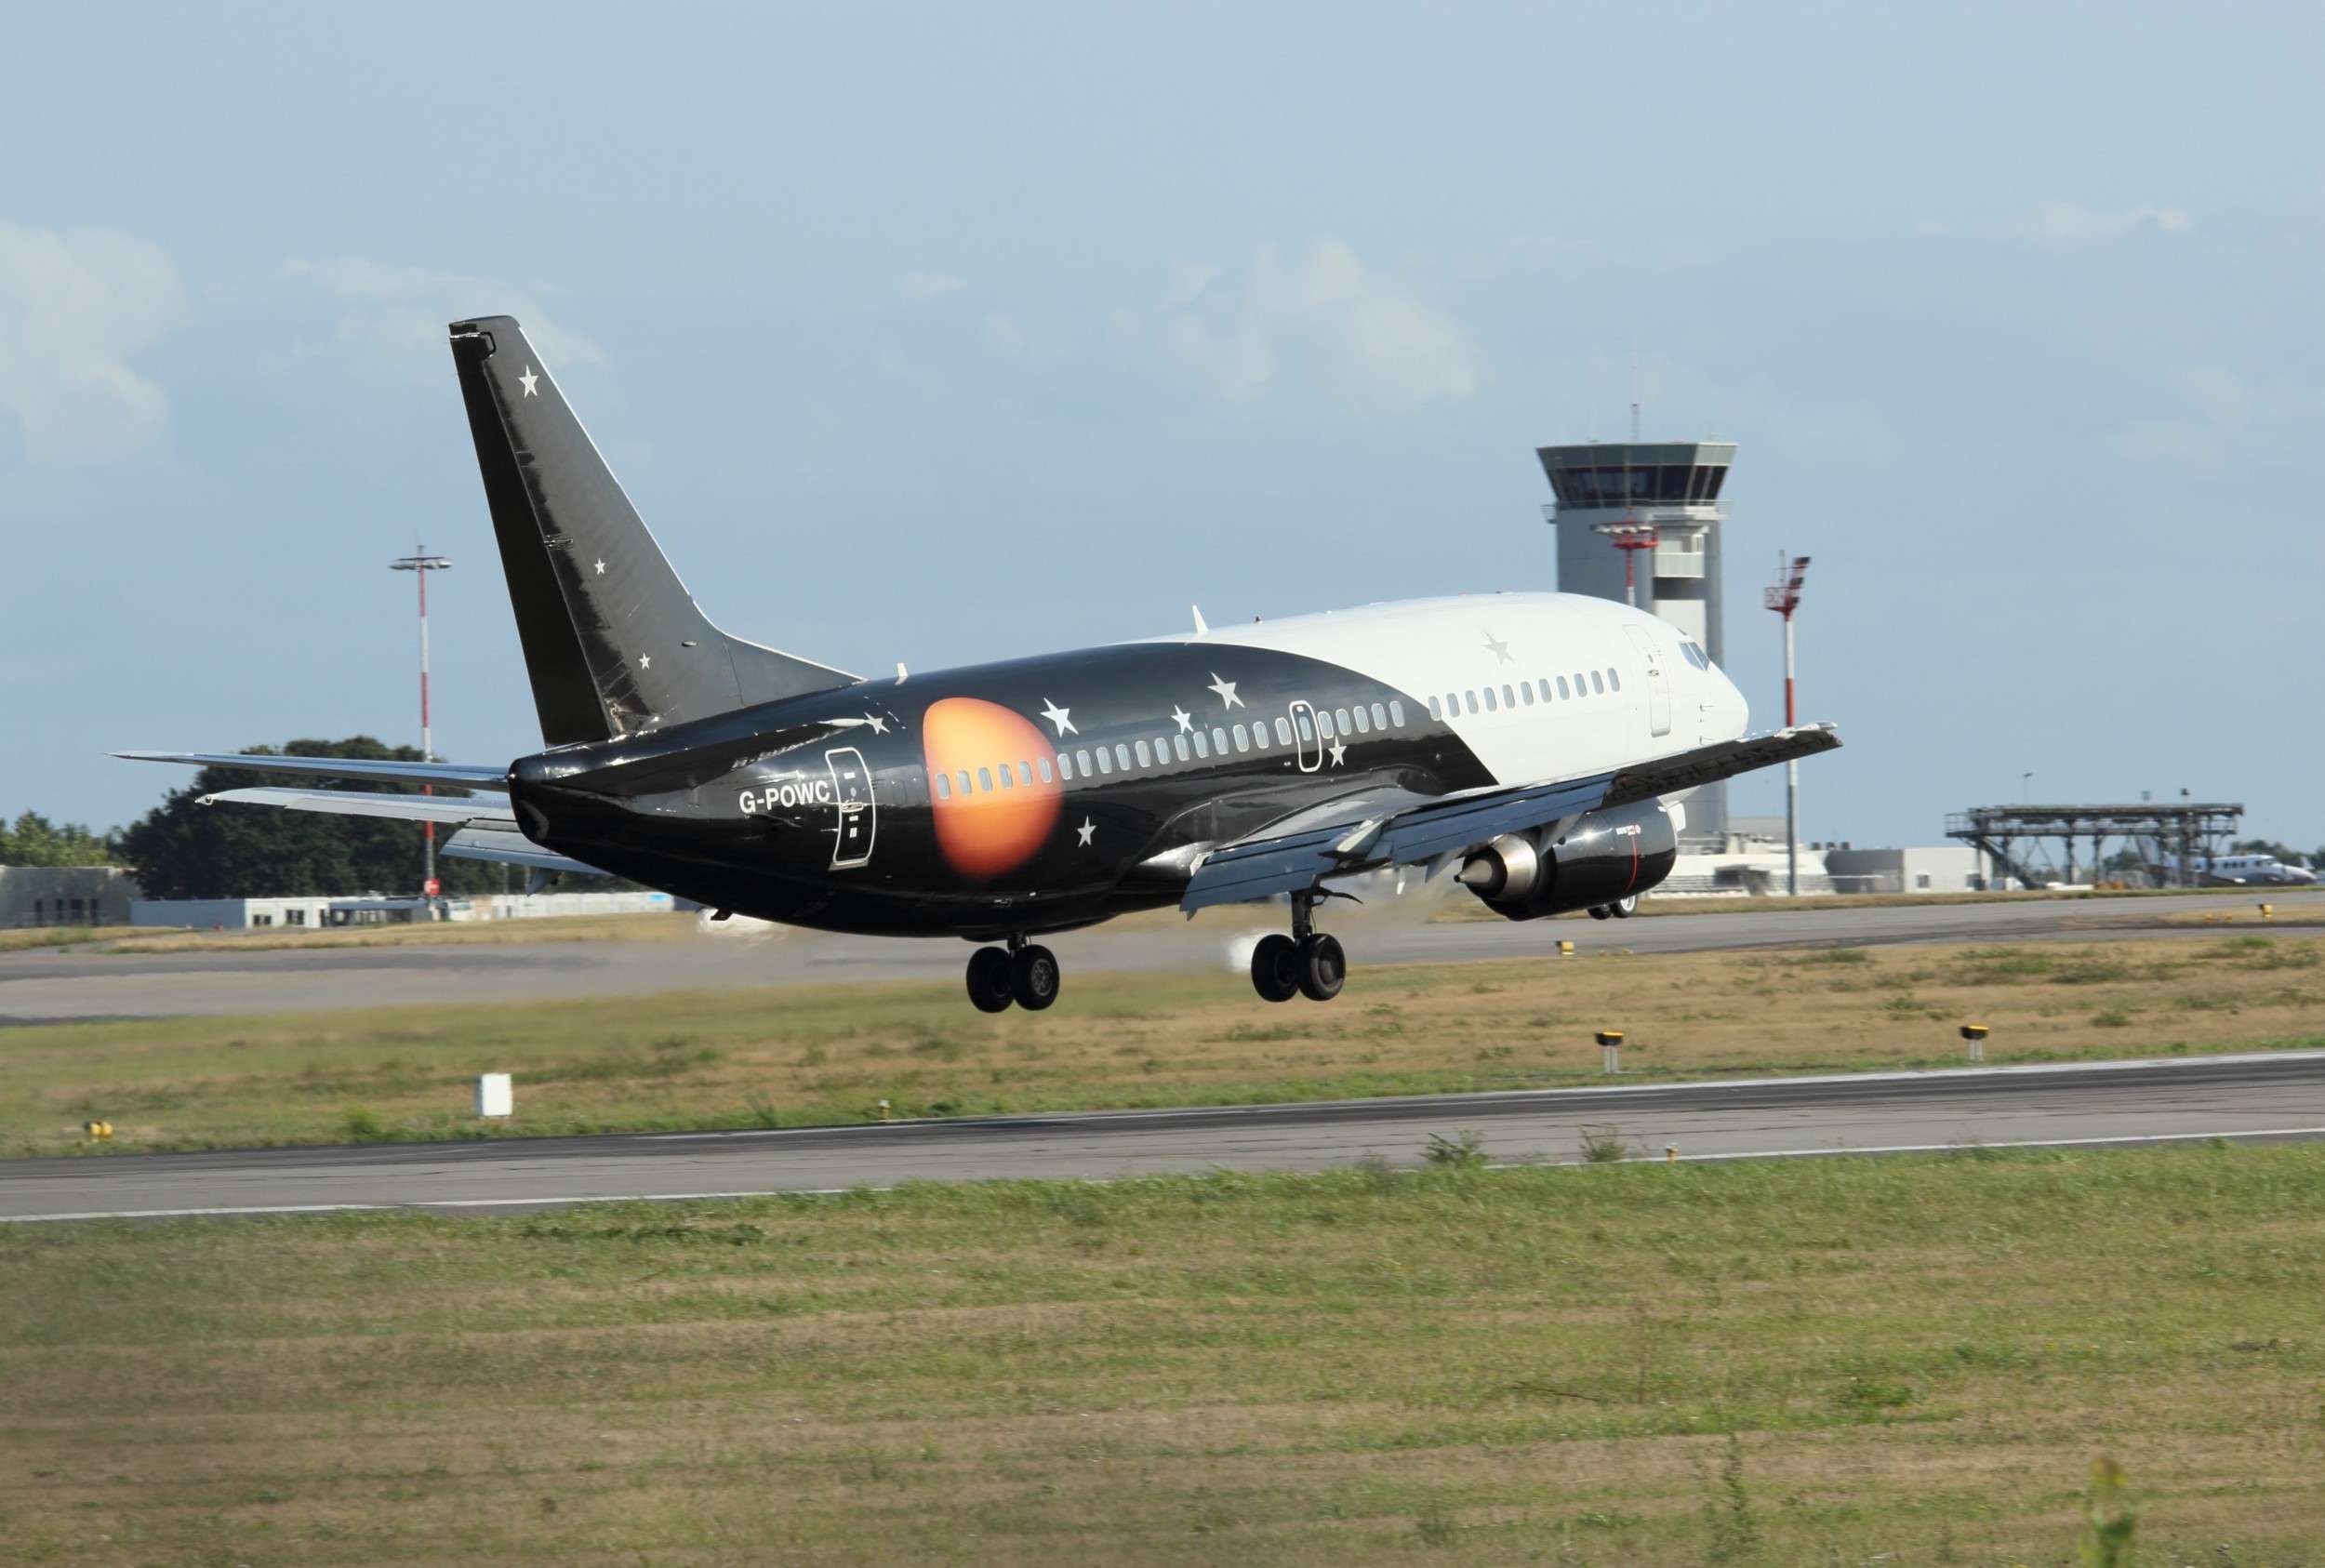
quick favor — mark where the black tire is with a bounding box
[1012,944,1061,1010]
[1295,933,1346,1002]
[1609,895,1639,919]
[1587,904,1613,921]
[1250,933,1300,1003]
[965,946,1015,1012]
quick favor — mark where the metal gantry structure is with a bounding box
[1944,802,2244,889]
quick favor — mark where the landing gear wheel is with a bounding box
[1011,944,1061,1010]
[1295,933,1346,1002]
[1588,905,1613,921]
[1250,934,1301,1003]
[965,946,1015,1012]
[1608,895,1639,919]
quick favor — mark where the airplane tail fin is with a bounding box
[447,316,855,747]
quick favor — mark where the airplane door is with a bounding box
[1623,626,1672,737]
[1288,700,1322,773]
[825,747,875,869]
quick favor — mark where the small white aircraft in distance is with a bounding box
[2178,852,2319,886]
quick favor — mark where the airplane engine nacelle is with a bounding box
[1458,800,1678,921]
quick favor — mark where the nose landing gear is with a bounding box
[965,936,1061,1013]
[1250,892,1346,1003]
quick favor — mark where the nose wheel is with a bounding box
[1250,894,1346,1003]
[965,939,1061,1012]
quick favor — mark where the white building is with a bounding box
[129,889,687,930]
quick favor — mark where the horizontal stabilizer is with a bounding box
[440,826,608,878]
[116,751,509,791]
[196,787,517,828]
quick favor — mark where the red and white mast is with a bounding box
[391,547,453,910]
[1764,552,1811,895]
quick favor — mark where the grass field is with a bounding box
[6,1143,2322,1564]
[8,934,2323,1156]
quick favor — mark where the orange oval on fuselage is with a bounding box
[923,698,1063,878]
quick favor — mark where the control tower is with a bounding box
[1536,440,1737,839]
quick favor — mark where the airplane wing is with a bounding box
[1180,723,1840,912]
[115,751,510,791]
[191,787,612,878]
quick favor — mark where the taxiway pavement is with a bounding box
[7,1050,2321,1222]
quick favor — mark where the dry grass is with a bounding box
[99,910,698,954]
[0,925,153,953]
[8,934,2323,1156]
[4,1145,2323,1563]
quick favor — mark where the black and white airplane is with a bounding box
[123,316,1839,1012]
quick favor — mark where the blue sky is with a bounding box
[6,3,2320,846]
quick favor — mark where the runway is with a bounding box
[7,1049,2322,1222]
[4,889,2315,1023]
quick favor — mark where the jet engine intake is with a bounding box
[1462,799,1678,920]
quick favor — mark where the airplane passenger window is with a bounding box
[1233,724,1249,751]
[1539,679,1554,702]
[1115,744,1132,771]
[1573,671,1587,695]
[935,773,951,799]
[1039,757,1054,783]
[1192,730,1210,758]
[1556,677,1569,699]
[1335,709,1352,736]
[1136,739,1152,767]
[1352,706,1370,734]
[1315,711,1332,737]
[1502,684,1515,708]
[1020,762,1034,785]
[1464,691,1479,714]
[977,766,994,792]
[1389,700,1404,726]
[1520,684,1534,707]
[1157,735,1173,764]
[1590,671,1604,695]
[1444,692,1459,713]
[1296,711,1314,742]
[1280,715,1297,744]
[1607,669,1620,692]
[1483,687,1498,712]
[1076,750,1093,777]
[1095,749,1111,776]
[1212,727,1228,754]
[1373,702,1387,730]
[1175,733,1191,761]
[1428,696,1442,720]
[1255,721,1270,748]
[997,764,1013,790]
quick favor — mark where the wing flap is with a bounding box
[196,787,518,828]
[116,751,510,791]
[439,826,608,877]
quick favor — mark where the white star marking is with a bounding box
[519,365,539,397]
[1206,672,1242,709]
[1327,737,1348,767]
[1482,631,1513,664]
[1171,705,1194,734]
[593,558,606,575]
[1075,817,1096,847]
[639,656,651,670]
[1039,698,1076,737]
[864,714,888,735]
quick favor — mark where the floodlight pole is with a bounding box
[390,548,453,911]
[1592,520,1658,607]
[1764,552,1812,896]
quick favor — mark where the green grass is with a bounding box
[5,1144,2323,1563]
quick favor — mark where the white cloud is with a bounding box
[1121,239,1476,407]
[281,257,607,372]
[2027,201,2192,244]
[0,222,186,466]
[899,272,968,301]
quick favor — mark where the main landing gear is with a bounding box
[965,936,1060,1013]
[1250,892,1346,1003]
[1586,894,1641,921]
